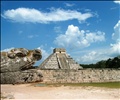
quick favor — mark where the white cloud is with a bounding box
[111,20,120,56]
[18,31,23,34]
[37,46,49,60]
[50,47,54,51]
[114,1,120,4]
[2,8,93,24]
[64,3,75,7]
[112,20,120,42]
[110,7,118,10]
[28,35,34,39]
[75,20,120,64]
[76,42,120,64]
[76,50,110,64]
[54,26,62,33]
[35,45,51,66]
[1,47,14,52]
[110,42,120,56]
[84,9,91,12]
[27,35,38,39]
[54,25,105,49]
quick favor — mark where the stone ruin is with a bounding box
[39,48,83,70]
[1,48,120,84]
[1,48,43,84]
[1,48,42,72]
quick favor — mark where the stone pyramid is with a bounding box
[39,48,83,70]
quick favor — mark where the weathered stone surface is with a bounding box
[39,48,83,70]
[1,48,43,84]
[1,48,42,72]
[1,69,43,84]
[40,69,120,83]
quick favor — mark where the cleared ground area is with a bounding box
[1,82,120,100]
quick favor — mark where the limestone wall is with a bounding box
[40,69,120,83]
[1,69,43,84]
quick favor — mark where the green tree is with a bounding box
[96,60,106,68]
[112,57,120,68]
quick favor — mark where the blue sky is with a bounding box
[1,1,120,65]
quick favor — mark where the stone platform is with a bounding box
[39,48,83,70]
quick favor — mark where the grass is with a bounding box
[34,82,120,88]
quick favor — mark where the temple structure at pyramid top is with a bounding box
[39,48,83,70]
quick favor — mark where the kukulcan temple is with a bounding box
[39,48,83,70]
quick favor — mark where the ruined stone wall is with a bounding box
[40,69,120,83]
[1,69,43,84]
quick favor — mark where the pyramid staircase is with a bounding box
[39,48,82,70]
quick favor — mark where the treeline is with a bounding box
[80,56,120,69]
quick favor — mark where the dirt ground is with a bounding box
[1,84,120,100]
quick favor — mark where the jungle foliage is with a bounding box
[80,56,120,69]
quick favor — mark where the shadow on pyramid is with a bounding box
[39,48,83,70]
